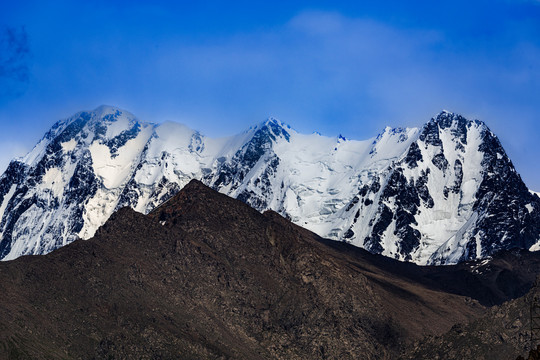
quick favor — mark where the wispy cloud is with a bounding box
[127,10,537,136]
[98,11,450,136]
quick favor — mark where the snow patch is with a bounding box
[41,167,65,198]
[22,138,49,166]
[61,139,77,152]
[89,126,153,189]
[479,259,490,266]
[530,241,540,252]
[0,184,16,227]
[80,188,123,239]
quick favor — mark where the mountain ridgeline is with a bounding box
[0,106,538,263]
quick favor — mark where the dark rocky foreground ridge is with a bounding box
[404,280,540,360]
[0,180,539,359]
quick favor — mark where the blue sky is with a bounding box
[1,0,539,189]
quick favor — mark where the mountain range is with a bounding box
[0,105,538,264]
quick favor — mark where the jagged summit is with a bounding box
[430,110,486,130]
[263,116,289,128]
[258,116,292,128]
[93,104,131,115]
[0,107,538,264]
[54,105,146,134]
[254,117,292,142]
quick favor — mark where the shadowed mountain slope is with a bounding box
[319,240,540,307]
[403,279,540,360]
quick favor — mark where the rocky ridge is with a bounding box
[0,180,486,359]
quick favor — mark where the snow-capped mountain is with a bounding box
[0,106,538,264]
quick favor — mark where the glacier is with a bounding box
[0,105,538,264]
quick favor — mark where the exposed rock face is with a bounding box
[0,106,538,264]
[0,180,487,359]
[404,278,540,360]
[517,345,540,360]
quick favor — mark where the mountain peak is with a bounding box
[149,178,262,227]
[92,104,125,116]
[264,116,287,127]
[249,117,291,143]
[59,105,145,130]
[432,110,462,124]
[431,110,486,129]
